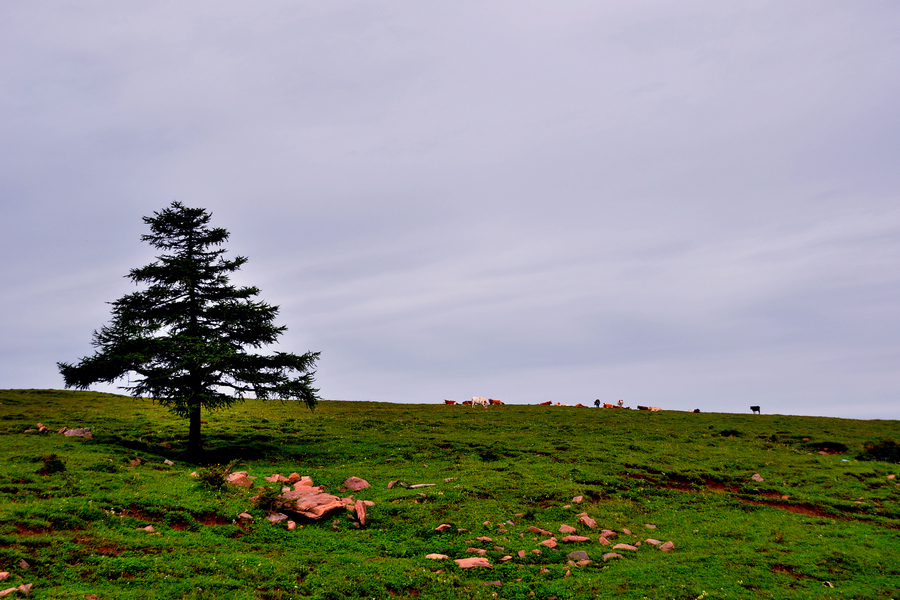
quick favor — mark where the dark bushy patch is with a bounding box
[858,439,900,463]
[36,454,66,475]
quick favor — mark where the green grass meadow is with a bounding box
[1,389,898,599]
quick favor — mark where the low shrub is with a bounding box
[858,439,900,463]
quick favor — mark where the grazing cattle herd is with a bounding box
[440,399,760,414]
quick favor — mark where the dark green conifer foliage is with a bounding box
[58,202,320,456]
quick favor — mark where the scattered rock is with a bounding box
[409,483,435,489]
[567,551,590,561]
[265,474,290,483]
[598,536,611,545]
[435,523,453,532]
[0,589,15,598]
[226,472,254,487]
[822,581,834,588]
[561,535,590,543]
[576,560,591,567]
[387,480,399,489]
[237,512,254,520]
[528,526,552,536]
[572,496,583,503]
[600,529,617,538]
[602,552,624,561]
[17,561,28,570]
[266,513,289,524]
[288,473,302,483]
[538,538,558,549]
[538,568,550,574]
[163,459,175,466]
[287,520,297,531]
[483,580,502,587]
[17,585,32,595]
[752,473,764,482]
[888,474,896,480]
[139,526,154,533]
[425,554,449,560]
[578,514,597,529]
[129,458,141,467]
[532,549,542,555]
[558,524,577,534]
[343,477,370,491]
[454,557,491,568]
[612,543,637,551]
[645,524,656,529]
[354,500,367,527]
[477,536,493,542]
[644,539,662,546]
[466,548,487,556]
[622,528,632,535]
[517,550,526,558]
[499,555,513,562]
[0,574,6,582]
[659,541,675,552]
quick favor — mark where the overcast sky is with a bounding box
[2,2,899,419]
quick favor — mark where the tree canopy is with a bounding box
[58,201,320,456]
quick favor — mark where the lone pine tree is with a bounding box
[58,202,320,456]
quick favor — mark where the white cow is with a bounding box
[471,396,488,407]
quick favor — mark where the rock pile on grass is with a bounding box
[244,473,373,526]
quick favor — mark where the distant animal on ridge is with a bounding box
[443,399,457,405]
[751,405,761,414]
[594,399,601,408]
[471,397,488,408]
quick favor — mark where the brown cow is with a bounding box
[443,399,457,405]
[539,401,552,406]
[488,399,504,405]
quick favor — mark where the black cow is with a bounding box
[750,405,761,414]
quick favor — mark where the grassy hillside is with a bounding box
[1,389,898,599]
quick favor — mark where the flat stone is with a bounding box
[477,536,493,542]
[354,499,367,527]
[612,543,637,551]
[517,550,526,558]
[139,526,154,533]
[572,496,584,503]
[528,526,552,536]
[454,557,491,568]
[567,551,590,561]
[0,588,16,598]
[660,541,675,552]
[576,559,592,567]
[602,552,624,561]
[435,523,452,532]
[622,528,632,535]
[600,529,617,538]
[558,524,577,534]
[266,474,290,483]
[645,524,656,529]
[343,477,370,491]
[63,427,92,438]
[426,553,449,560]
[0,574,6,582]
[499,555,513,562]
[752,473,764,482]
[164,459,175,466]
[483,580,502,587]
[598,537,611,545]
[579,514,598,529]
[561,535,590,543]
[466,548,487,556]
[287,520,297,531]
[539,538,557,549]
[238,512,254,520]
[645,538,662,546]
[267,513,289,524]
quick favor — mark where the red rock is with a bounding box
[267,513,289,524]
[477,536,492,542]
[600,529,617,538]
[579,514,597,529]
[659,541,675,552]
[602,552,624,561]
[561,535,590,543]
[288,473,301,483]
[343,477,370,491]
[17,585,33,595]
[598,536,611,545]
[266,474,290,483]
[612,543,637,551]
[532,549,542,555]
[499,555,513,562]
[517,550,526,558]
[0,574,7,582]
[426,553,449,560]
[63,427,92,438]
[622,528,632,535]
[435,523,452,532]
[226,472,254,487]
[287,520,297,531]
[645,523,657,529]
[888,474,896,480]
[129,458,141,467]
[0,588,17,598]
[455,557,491,568]
[528,526,552,536]
[644,538,662,546]
[293,476,314,488]
[539,538,557,549]
[139,526,154,533]
[572,496,584,503]
[387,480,399,489]
[466,548,487,555]
[751,473,764,482]
[238,512,254,520]
[354,500,367,527]
[558,524,577,534]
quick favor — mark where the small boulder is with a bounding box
[659,541,675,552]
[0,574,6,582]
[354,499,367,527]
[644,539,662,546]
[237,512,254,520]
[598,536,611,545]
[751,473,764,482]
[567,551,590,561]
[528,526,552,536]
[163,459,175,466]
[288,473,302,483]
[343,477,370,491]
[267,513,289,524]
[517,550,526,558]
[600,529,617,538]
[454,557,491,568]
[477,536,492,542]
[612,543,637,551]
[602,552,624,561]
[466,548,487,556]
[287,520,297,531]
[539,538,558,549]
[426,553,449,560]
[63,427,92,438]
[622,528,632,535]
[558,524,577,534]
[562,535,590,543]
[435,523,452,532]
[572,495,584,503]
[578,514,597,529]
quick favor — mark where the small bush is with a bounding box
[253,484,285,513]
[858,439,900,463]
[196,459,239,490]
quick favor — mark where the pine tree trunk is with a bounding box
[187,402,203,456]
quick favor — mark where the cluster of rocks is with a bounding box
[1,563,33,597]
[425,501,675,573]
[225,472,374,527]
[23,423,92,438]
